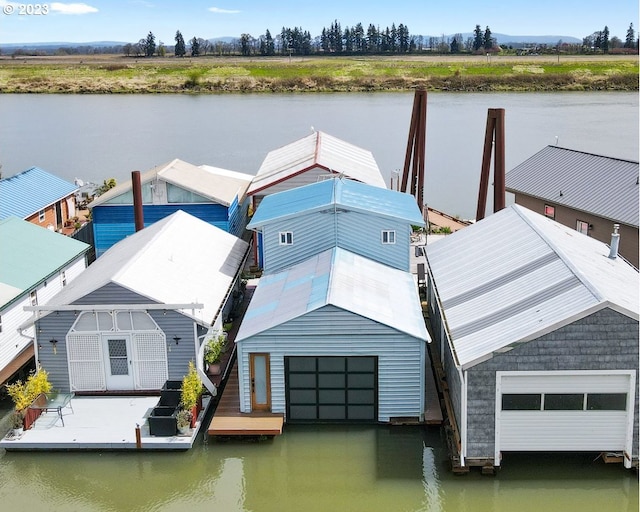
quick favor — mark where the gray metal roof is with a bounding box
[505,146,639,227]
[247,131,386,195]
[44,211,248,327]
[426,204,639,370]
[236,247,429,341]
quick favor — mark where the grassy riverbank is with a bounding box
[0,54,637,93]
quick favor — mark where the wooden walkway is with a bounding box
[207,361,284,437]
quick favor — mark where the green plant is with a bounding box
[176,409,191,430]
[11,410,25,429]
[180,361,203,411]
[203,333,226,366]
[5,366,52,411]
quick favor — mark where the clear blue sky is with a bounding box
[0,0,637,44]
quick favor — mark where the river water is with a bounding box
[0,92,637,219]
[0,92,638,510]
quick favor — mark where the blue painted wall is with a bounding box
[93,204,232,257]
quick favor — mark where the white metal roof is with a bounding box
[44,210,249,326]
[236,247,429,341]
[90,159,251,207]
[247,131,386,195]
[426,204,639,370]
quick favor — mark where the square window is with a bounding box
[544,204,555,219]
[382,230,396,244]
[576,220,589,235]
[279,231,293,245]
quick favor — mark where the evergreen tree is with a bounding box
[264,29,275,55]
[624,23,635,48]
[174,30,186,57]
[144,31,156,57]
[450,37,459,53]
[473,24,483,51]
[483,26,493,50]
[190,36,200,57]
[602,26,610,53]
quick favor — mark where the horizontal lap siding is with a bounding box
[465,308,639,459]
[262,217,335,274]
[237,306,425,422]
[36,283,201,391]
[93,204,230,257]
[0,298,34,375]
[337,213,410,271]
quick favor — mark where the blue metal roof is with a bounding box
[248,178,425,229]
[0,167,78,220]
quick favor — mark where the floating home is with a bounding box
[0,167,79,233]
[505,146,639,268]
[246,131,387,267]
[425,204,639,469]
[0,217,89,385]
[235,247,430,423]
[247,178,425,273]
[89,159,252,258]
[31,211,249,393]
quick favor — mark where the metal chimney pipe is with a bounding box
[608,224,620,259]
[132,171,144,232]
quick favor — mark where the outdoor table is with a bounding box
[29,392,74,426]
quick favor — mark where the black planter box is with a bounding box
[148,406,178,436]
[158,380,182,407]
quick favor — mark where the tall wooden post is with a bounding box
[476,108,505,221]
[400,89,427,209]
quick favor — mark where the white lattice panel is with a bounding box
[67,334,105,391]
[132,333,167,390]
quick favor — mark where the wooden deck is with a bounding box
[207,362,284,437]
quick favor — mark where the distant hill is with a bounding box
[445,33,582,45]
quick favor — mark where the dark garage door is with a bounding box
[285,356,378,422]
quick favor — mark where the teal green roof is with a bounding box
[0,217,89,300]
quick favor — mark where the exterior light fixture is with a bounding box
[49,338,58,355]
[173,336,181,345]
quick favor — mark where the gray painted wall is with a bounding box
[36,282,203,392]
[458,308,639,460]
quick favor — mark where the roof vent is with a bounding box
[608,224,620,259]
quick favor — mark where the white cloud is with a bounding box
[50,3,99,15]
[208,7,241,14]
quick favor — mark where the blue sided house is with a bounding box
[235,247,431,424]
[90,159,252,258]
[248,177,425,272]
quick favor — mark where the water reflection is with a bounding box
[0,425,637,512]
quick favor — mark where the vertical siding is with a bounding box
[262,217,335,273]
[464,308,639,460]
[237,306,425,422]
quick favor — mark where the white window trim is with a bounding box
[38,209,46,222]
[279,231,293,245]
[576,220,589,235]
[381,230,396,244]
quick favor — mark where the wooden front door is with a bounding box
[250,353,271,411]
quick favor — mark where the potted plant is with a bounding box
[176,409,191,435]
[181,361,203,428]
[10,411,24,437]
[204,332,226,376]
[5,365,52,430]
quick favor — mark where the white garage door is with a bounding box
[496,371,635,458]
